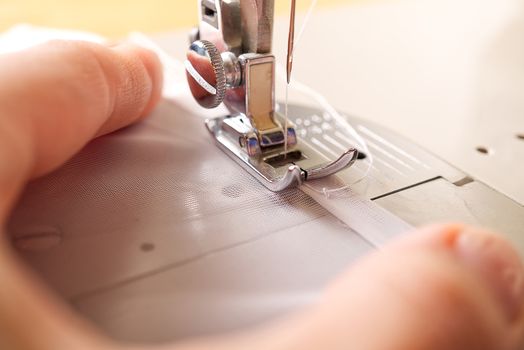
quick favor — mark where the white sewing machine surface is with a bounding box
[6,0,524,344]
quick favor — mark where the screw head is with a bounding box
[286,127,297,147]
[246,136,260,157]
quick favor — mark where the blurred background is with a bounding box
[0,0,373,37]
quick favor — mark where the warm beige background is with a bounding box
[0,0,374,37]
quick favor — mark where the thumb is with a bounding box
[0,40,163,216]
[283,224,524,350]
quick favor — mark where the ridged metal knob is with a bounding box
[185,40,226,109]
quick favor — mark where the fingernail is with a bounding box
[455,228,524,321]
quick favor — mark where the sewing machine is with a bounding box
[182,0,524,244]
[7,0,524,344]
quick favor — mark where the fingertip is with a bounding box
[391,224,524,322]
[389,222,465,250]
[139,47,163,116]
[93,43,164,137]
[306,224,524,350]
[114,44,163,117]
[0,40,165,178]
[397,224,524,344]
[454,226,524,323]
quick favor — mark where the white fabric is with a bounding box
[4,26,399,343]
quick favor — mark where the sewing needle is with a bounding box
[287,0,296,84]
[284,0,296,157]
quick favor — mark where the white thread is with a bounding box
[276,64,374,193]
[184,59,217,95]
[284,83,289,156]
[284,0,317,158]
[280,0,373,194]
[292,77,374,183]
[294,0,318,54]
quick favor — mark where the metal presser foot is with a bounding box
[185,0,358,191]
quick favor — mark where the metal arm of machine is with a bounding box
[184,0,358,191]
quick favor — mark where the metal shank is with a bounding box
[190,0,358,191]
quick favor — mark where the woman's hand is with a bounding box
[0,41,522,350]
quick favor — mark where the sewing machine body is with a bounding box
[183,0,524,246]
[6,0,524,344]
[186,0,360,191]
